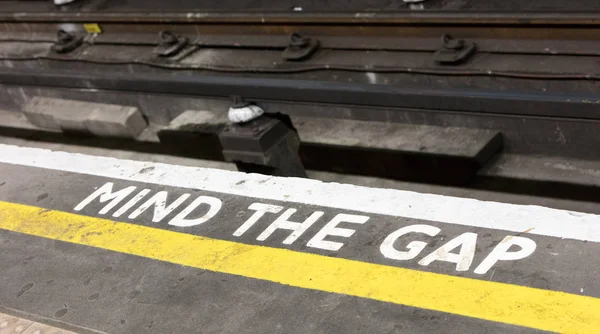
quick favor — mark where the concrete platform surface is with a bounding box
[0,143,599,333]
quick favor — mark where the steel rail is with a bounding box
[3,17,600,55]
[3,12,600,25]
[0,68,598,120]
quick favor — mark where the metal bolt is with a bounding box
[158,31,179,46]
[442,34,465,50]
[289,33,310,48]
[56,29,74,44]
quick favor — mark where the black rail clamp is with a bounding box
[282,33,320,61]
[154,31,189,57]
[51,29,83,54]
[433,34,476,65]
[219,115,307,178]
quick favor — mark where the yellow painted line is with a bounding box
[0,201,598,333]
[83,23,102,34]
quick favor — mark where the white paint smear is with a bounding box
[1,144,600,243]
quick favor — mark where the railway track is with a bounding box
[0,2,599,202]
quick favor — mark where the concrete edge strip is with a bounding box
[0,143,599,243]
[1,200,599,333]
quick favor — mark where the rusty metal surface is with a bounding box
[4,0,600,13]
[1,42,599,81]
[1,21,600,57]
[1,9,600,25]
[3,14,600,26]
[2,0,600,26]
[7,21,600,37]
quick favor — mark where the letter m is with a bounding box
[74,182,136,215]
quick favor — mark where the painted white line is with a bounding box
[0,143,599,243]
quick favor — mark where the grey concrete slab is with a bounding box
[22,97,91,133]
[480,153,600,185]
[84,106,147,139]
[294,117,501,161]
[22,97,147,139]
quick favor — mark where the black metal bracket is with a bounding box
[153,31,189,57]
[219,115,307,177]
[282,33,319,61]
[50,30,83,54]
[433,34,476,65]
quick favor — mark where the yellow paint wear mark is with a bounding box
[83,23,102,34]
[0,200,598,333]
